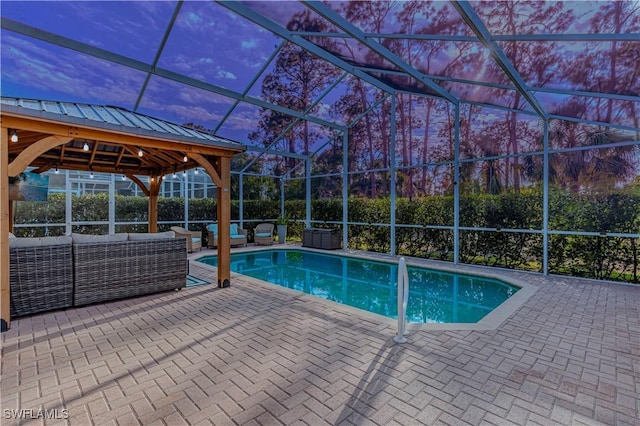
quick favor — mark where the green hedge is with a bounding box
[13,191,639,283]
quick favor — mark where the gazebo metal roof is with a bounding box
[1,97,244,148]
[1,97,245,177]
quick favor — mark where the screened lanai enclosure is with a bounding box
[2,1,639,284]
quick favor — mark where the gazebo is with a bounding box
[1,98,246,331]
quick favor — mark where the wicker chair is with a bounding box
[170,226,202,252]
[206,223,247,248]
[254,223,274,245]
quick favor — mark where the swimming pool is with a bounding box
[197,249,521,324]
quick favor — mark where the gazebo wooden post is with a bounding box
[8,201,14,233]
[216,157,231,288]
[191,153,228,287]
[1,127,11,331]
[148,175,162,233]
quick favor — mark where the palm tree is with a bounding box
[524,115,638,192]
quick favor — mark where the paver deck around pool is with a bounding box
[1,246,638,425]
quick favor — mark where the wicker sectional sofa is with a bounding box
[9,236,74,317]
[8,231,188,317]
[72,232,188,306]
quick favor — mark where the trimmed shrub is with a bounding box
[12,190,639,283]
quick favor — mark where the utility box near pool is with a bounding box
[302,228,341,250]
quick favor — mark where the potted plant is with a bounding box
[275,214,290,244]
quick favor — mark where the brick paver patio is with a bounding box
[1,248,638,425]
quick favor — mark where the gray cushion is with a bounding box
[9,236,71,248]
[71,233,128,244]
[9,237,42,248]
[128,231,175,241]
[40,236,72,246]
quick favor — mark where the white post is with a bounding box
[109,174,115,234]
[280,177,285,218]
[239,172,244,228]
[542,118,550,275]
[390,95,397,256]
[184,171,189,229]
[394,256,409,343]
[305,159,311,228]
[65,170,71,235]
[342,131,348,250]
[453,104,460,264]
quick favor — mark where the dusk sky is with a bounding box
[1,1,637,152]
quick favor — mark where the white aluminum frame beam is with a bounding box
[283,134,339,180]
[453,104,461,264]
[342,131,349,250]
[217,1,398,96]
[377,68,640,103]
[0,18,341,131]
[451,1,548,119]
[246,145,310,161]
[292,31,640,42]
[134,1,183,111]
[301,1,459,105]
[542,119,550,275]
[389,95,397,256]
[548,115,639,133]
[240,72,349,174]
[213,40,287,133]
[346,93,392,129]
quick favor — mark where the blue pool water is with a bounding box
[198,249,519,323]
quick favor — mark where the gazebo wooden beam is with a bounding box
[149,149,180,166]
[126,174,150,197]
[1,127,11,331]
[31,164,54,174]
[121,146,159,170]
[2,116,241,159]
[191,153,222,187]
[88,139,99,167]
[8,135,72,177]
[114,146,125,168]
[32,159,156,175]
